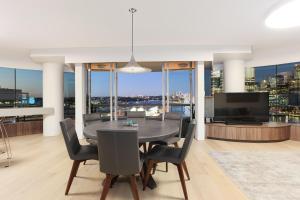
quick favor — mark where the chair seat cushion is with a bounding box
[74,145,98,161]
[146,145,181,164]
[149,137,180,146]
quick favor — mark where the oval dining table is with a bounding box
[83,118,180,189]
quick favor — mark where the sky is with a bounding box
[91,70,194,97]
[255,62,297,82]
[0,67,75,98]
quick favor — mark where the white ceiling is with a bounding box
[0,0,299,65]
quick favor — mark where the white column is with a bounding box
[43,62,64,136]
[75,63,87,139]
[223,59,245,92]
[195,61,205,140]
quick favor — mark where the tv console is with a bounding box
[224,121,263,125]
[206,122,291,142]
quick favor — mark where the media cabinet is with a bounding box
[206,123,300,142]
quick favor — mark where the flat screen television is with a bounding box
[214,92,269,124]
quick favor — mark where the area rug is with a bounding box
[210,151,300,200]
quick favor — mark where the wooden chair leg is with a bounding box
[177,164,188,200]
[65,160,81,195]
[129,175,140,200]
[143,160,154,190]
[100,174,113,200]
[165,162,169,172]
[182,161,190,180]
[152,163,157,175]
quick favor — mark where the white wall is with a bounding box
[75,64,86,139]
[30,45,251,64]
[43,62,64,136]
[223,59,245,92]
[247,44,300,67]
[195,61,205,140]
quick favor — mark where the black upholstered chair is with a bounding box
[60,118,98,195]
[97,129,143,200]
[83,113,102,147]
[83,113,102,126]
[148,112,186,176]
[149,112,183,148]
[127,111,146,118]
[143,122,196,200]
[126,111,147,152]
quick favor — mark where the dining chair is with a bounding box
[83,113,102,148]
[60,118,98,195]
[96,129,143,200]
[83,113,102,126]
[148,112,189,178]
[143,122,196,200]
[127,111,146,118]
[126,111,147,153]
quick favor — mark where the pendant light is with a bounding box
[118,8,151,73]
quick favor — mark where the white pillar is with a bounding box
[43,62,64,136]
[223,59,245,92]
[195,61,205,140]
[75,64,87,139]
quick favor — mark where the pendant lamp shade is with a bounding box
[118,8,152,73]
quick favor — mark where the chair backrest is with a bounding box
[127,111,146,118]
[83,113,101,126]
[165,112,183,137]
[60,118,81,160]
[97,129,141,175]
[179,122,196,162]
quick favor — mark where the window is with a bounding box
[64,72,75,118]
[0,67,15,108]
[16,69,43,107]
[118,72,162,116]
[169,69,193,116]
[246,62,300,123]
[91,71,111,115]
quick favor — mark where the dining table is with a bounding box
[83,118,180,189]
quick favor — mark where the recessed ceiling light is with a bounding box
[265,0,300,28]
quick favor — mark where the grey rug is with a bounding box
[210,151,300,200]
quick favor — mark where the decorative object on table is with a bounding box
[122,120,139,127]
[118,8,152,73]
[0,117,13,167]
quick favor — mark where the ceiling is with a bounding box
[0,0,300,63]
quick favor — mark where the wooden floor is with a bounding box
[1,135,300,200]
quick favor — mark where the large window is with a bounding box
[246,62,300,123]
[91,71,111,115]
[118,72,162,117]
[0,67,15,108]
[16,69,43,107]
[64,72,75,118]
[169,69,194,116]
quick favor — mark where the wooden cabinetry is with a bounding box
[290,124,300,141]
[1,120,42,137]
[205,123,291,142]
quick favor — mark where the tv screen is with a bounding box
[214,92,269,123]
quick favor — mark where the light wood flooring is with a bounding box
[1,134,300,200]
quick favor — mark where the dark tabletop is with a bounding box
[83,118,180,143]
